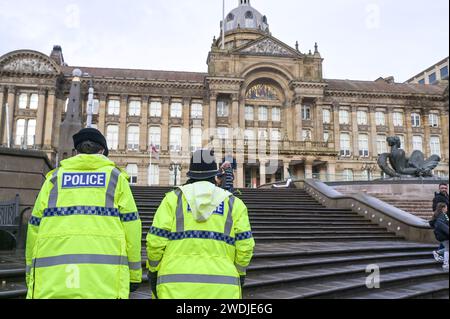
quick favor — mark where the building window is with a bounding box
[418,79,425,85]
[128,101,141,117]
[27,119,36,146]
[393,112,404,127]
[258,129,268,140]
[440,66,449,79]
[324,132,330,142]
[149,127,161,150]
[217,127,229,140]
[127,126,140,151]
[375,112,386,126]
[396,135,405,149]
[106,125,119,150]
[357,111,368,125]
[343,169,354,182]
[302,105,311,120]
[430,137,441,157]
[340,133,351,157]
[358,134,369,157]
[19,94,28,109]
[272,107,281,122]
[15,119,26,145]
[323,109,331,124]
[271,129,281,141]
[150,101,162,117]
[191,128,203,152]
[217,100,229,117]
[429,113,440,127]
[411,113,421,127]
[245,106,254,121]
[191,103,203,119]
[302,130,312,141]
[148,164,160,186]
[29,94,39,110]
[245,11,255,28]
[412,136,423,152]
[126,164,138,185]
[169,127,182,151]
[108,100,120,116]
[429,72,437,84]
[170,102,183,118]
[339,110,350,125]
[244,129,255,144]
[259,106,268,121]
[376,135,387,155]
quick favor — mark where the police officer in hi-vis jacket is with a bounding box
[146,149,255,299]
[25,128,142,299]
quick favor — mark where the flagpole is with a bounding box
[222,0,225,50]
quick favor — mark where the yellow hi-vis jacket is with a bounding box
[146,181,255,299]
[25,154,142,299]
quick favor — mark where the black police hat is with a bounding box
[73,128,109,157]
[187,149,219,180]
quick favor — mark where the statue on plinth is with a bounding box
[378,136,441,178]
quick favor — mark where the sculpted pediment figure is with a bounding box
[237,37,300,58]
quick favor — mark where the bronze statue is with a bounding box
[378,136,441,178]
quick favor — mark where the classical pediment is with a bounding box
[0,50,60,76]
[235,36,301,58]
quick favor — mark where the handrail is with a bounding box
[304,179,431,230]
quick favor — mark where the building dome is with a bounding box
[223,0,269,34]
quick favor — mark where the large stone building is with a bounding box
[0,0,448,187]
[406,57,449,85]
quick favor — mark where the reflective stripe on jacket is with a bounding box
[146,184,255,299]
[25,154,142,299]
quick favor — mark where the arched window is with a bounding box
[245,11,255,28]
[246,84,279,100]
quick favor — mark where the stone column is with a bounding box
[2,86,16,146]
[140,96,149,152]
[327,160,336,182]
[97,94,107,134]
[203,100,210,147]
[118,94,128,151]
[259,160,266,187]
[294,96,303,141]
[369,106,378,158]
[388,108,395,137]
[305,157,314,179]
[440,109,449,161]
[138,164,147,186]
[182,97,191,155]
[285,101,294,141]
[404,108,413,154]
[231,93,239,129]
[283,160,290,180]
[209,93,217,133]
[315,99,324,141]
[35,88,47,147]
[422,110,431,157]
[332,103,340,151]
[351,105,359,157]
[43,89,56,148]
[236,162,244,189]
[239,96,245,130]
[0,86,5,144]
[161,96,170,152]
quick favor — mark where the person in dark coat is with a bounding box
[430,202,449,272]
[432,184,449,212]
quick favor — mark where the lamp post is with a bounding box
[361,163,378,181]
[169,163,182,186]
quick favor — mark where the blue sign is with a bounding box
[62,173,107,189]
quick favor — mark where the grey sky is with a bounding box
[0,0,448,82]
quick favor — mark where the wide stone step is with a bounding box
[244,260,446,299]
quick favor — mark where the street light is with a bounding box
[361,163,378,181]
[169,163,182,186]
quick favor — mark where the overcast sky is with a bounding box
[0,0,448,82]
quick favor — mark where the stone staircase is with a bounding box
[0,186,448,299]
[367,194,434,221]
